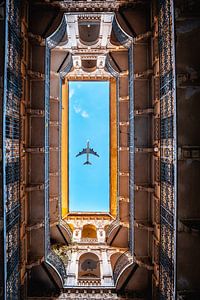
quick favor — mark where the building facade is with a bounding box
[0,0,200,299]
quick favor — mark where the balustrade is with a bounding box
[158,1,177,298]
[77,277,101,287]
[113,251,133,284]
[3,0,22,298]
[105,219,120,239]
[80,237,98,244]
[46,250,67,283]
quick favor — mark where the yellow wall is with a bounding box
[61,80,68,217]
[82,224,97,238]
[110,78,117,217]
[62,78,117,218]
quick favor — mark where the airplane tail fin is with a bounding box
[84,161,92,165]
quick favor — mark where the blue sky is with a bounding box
[69,81,109,212]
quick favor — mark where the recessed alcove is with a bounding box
[82,224,97,239]
[78,253,100,279]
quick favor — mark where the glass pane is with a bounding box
[69,81,109,212]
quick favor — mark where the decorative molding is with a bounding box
[46,250,67,284]
[53,1,132,11]
[158,0,177,298]
[113,251,134,284]
[46,15,67,49]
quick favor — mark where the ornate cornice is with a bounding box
[52,1,131,11]
[33,0,148,11]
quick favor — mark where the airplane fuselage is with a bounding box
[86,142,90,153]
[86,142,90,163]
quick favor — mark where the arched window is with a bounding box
[78,253,100,279]
[82,224,97,239]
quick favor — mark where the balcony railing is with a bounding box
[80,238,98,244]
[46,250,66,283]
[113,251,133,284]
[105,219,120,239]
[60,219,73,242]
[77,277,101,287]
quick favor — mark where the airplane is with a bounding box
[76,141,99,165]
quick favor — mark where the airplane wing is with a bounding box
[76,148,87,157]
[89,148,99,157]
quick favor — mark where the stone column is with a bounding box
[66,249,78,286]
[101,250,114,286]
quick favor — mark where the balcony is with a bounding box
[77,277,101,287]
[113,251,133,285]
[79,238,98,244]
[106,219,128,248]
[105,219,121,244]
[46,250,67,285]
[60,219,73,243]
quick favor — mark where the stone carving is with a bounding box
[53,1,131,11]
[46,250,67,282]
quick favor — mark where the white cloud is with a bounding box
[69,88,75,99]
[73,104,89,118]
[73,104,81,113]
[81,110,89,118]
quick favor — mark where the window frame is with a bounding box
[61,77,117,218]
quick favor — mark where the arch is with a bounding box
[46,14,68,49]
[82,59,97,73]
[78,21,100,46]
[77,249,101,261]
[78,252,100,279]
[112,15,133,47]
[82,224,97,239]
[110,29,122,47]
